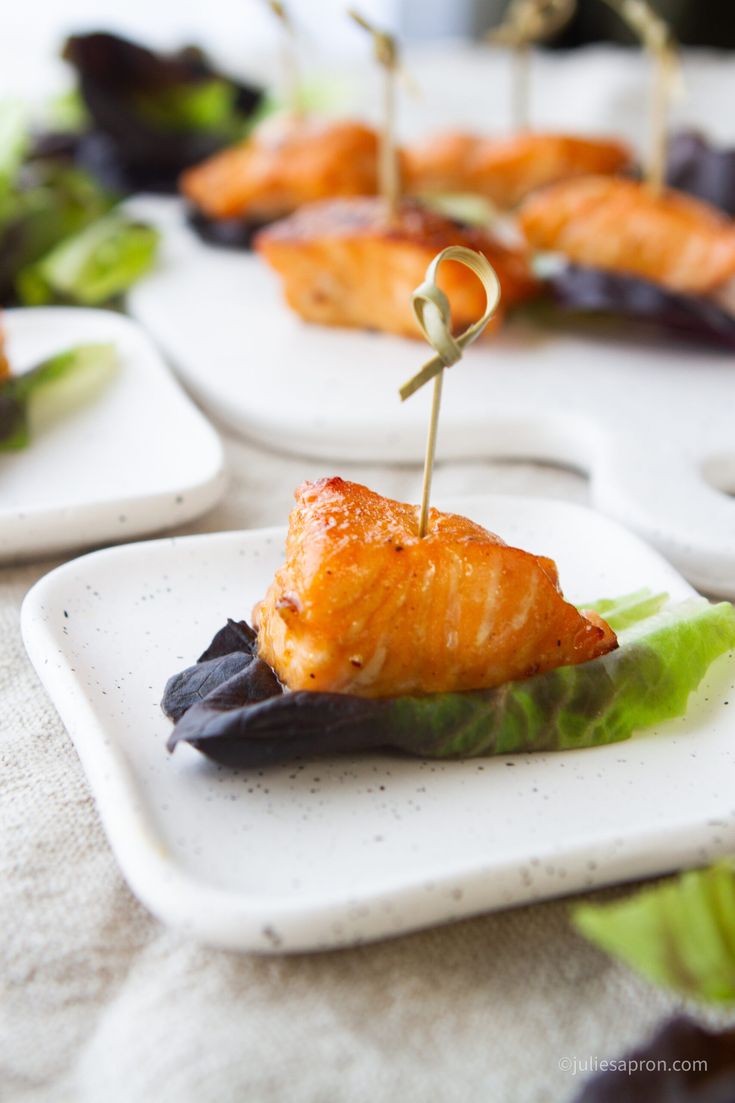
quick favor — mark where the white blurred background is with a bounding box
[2,0,734,145]
[1,0,506,98]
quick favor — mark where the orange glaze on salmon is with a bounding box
[180,116,380,221]
[519,175,735,295]
[403,131,632,210]
[255,478,617,697]
[255,197,539,338]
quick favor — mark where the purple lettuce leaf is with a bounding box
[185,207,271,251]
[667,129,735,217]
[59,32,264,194]
[548,265,735,350]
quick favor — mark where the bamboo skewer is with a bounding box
[598,0,678,193]
[348,10,400,218]
[399,247,502,538]
[265,0,302,117]
[489,0,577,131]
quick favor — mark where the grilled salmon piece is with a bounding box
[255,477,617,697]
[403,131,632,210]
[519,176,735,295]
[180,116,380,221]
[255,197,539,337]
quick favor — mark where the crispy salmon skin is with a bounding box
[403,131,632,209]
[519,175,735,294]
[255,197,539,337]
[180,117,379,221]
[255,478,617,697]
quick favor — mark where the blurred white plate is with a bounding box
[128,197,735,596]
[1,307,225,561]
[21,494,735,953]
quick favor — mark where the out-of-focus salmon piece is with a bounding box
[255,197,539,338]
[255,477,617,697]
[180,116,380,220]
[519,175,735,295]
[403,131,632,209]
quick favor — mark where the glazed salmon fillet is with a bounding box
[180,117,379,221]
[403,132,631,210]
[519,176,735,294]
[255,197,539,337]
[255,478,617,697]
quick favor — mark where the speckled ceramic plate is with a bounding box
[21,494,735,953]
[1,307,225,562]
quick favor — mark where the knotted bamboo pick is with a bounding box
[400,247,502,538]
[599,0,678,193]
[489,0,577,131]
[348,10,400,218]
[265,0,302,116]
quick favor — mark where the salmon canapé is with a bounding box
[180,117,380,221]
[255,478,617,697]
[403,131,632,210]
[255,197,539,337]
[519,176,735,295]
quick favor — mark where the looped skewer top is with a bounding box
[400,247,502,538]
[491,0,576,48]
[400,247,502,402]
[489,0,577,129]
[349,9,397,68]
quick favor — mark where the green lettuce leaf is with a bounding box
[574,862,735,1004]
[419,192,500,228]
[133,78,243,134]
[0,101,28,197]
[0,162,114,303]
[1,343,118,449]
[581,589,669,632]
[16,213,159,306]
[165,595,735,768]
[390,598,735,758]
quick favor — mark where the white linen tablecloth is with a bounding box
[3,43,735,1103]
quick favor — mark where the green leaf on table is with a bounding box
[574,861,735,1004]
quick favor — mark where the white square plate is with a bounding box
[1,307,226,561]
[21,494,735,952]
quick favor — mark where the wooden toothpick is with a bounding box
[399,247,502,538]
[599,0,678,193]
[265,0,302,116]
[348,9,400,218]
[489,0,577,131]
